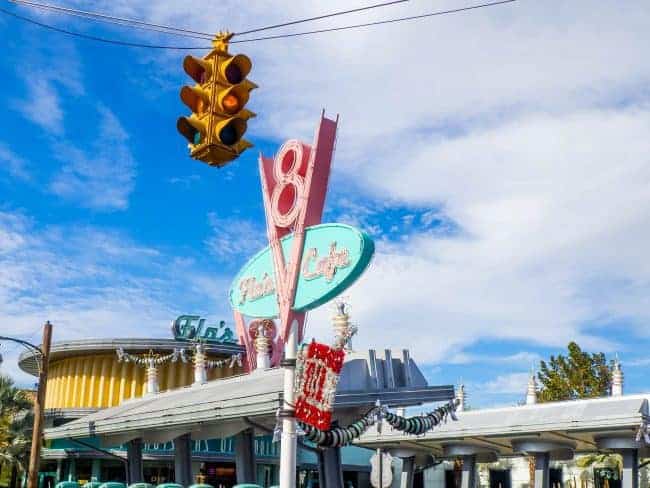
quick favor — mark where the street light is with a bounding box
[0,321,53,488]
[0,334,45,373]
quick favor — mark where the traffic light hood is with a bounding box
[219,54,252,84]
[180,85,211,114]
[177,116,206,144]
[183,56,212,84]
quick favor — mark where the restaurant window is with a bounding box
[489,469,511,488]
[550,468,563,488]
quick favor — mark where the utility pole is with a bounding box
[27,321,52,488]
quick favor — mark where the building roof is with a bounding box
[357,394,650,457]
[19,337,244,376]
[44,348,454,445]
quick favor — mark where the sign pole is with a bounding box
[27,321,52,488]
[279,320,298,488]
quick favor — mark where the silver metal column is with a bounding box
[234,428,257,484]
[400,457,415,488]
[534,452,550,488]
[318,447,344,488]
[174,434,193,487]
[596,436,642,488]
[126,438,143,484]
[622,449,639,488]
[461,455,476,488]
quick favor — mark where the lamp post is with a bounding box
[0,321,53,488]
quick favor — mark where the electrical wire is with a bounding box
[232,0,518,43]
[10,0,214,39]
[234,0,408,36]
[0,5,211,49]
[9,0,410,40]
[0,0,518,49]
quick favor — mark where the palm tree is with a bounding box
[0,375,34,488]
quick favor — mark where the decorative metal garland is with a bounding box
[116,347,186,366]
[298,400,458,448]
[205,353,243,370]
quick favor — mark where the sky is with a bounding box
[0,0,649,408]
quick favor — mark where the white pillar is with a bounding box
[255,325,271,370]
[146,364,159,395]
[193,344,208,385]
[279,320,298,488]
[332,302,354,351]
[612,358,624,396]
[457,384,466,412]
[526,373,537,405]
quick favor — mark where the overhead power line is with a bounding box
[10,0,214,38]
[10,0,213,39]
[0,0,518,50]
[232,0,518,43]
[235,0,408,36]
[0,5,211,49]
[9,0,409,40]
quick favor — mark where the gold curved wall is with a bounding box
[45,353,242,409]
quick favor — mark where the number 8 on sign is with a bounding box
[271,140,310,229]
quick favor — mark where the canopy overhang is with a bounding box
[357,394,650,458]
[45,349,454,446]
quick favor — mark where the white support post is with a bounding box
[255,324,272,370]
[534,452,550,488]
[193,344,208,385]
[279,319,298,488]
[146,364,159,395]
[622,449,639,488]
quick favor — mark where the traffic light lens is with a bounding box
[193,132,202,144]
[223,94,241,114]
[225,64,243,84]
[220,124,238,145]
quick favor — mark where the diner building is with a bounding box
[19,319,454,488]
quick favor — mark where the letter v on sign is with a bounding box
[258,113,338,347]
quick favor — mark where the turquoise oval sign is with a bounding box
[229,223,374,317]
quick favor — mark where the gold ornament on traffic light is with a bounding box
[177,32,257,168]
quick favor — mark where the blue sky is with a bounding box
[1,0,650,408]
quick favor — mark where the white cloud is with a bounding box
[0,143,30,181]
[305,105,648,364]
[449,351,541,366]
[49,106,137,210]
[82,0,650,370]
[482,372,530,395]
[0,210,231,385]
[11,40,83,136]
[6,0,650,392]
[168,174,201,189]
[16,79,65,135]
[205,212,266,262]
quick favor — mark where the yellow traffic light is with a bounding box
[177,33,256,168]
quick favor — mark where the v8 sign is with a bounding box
[233,114,338,368]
